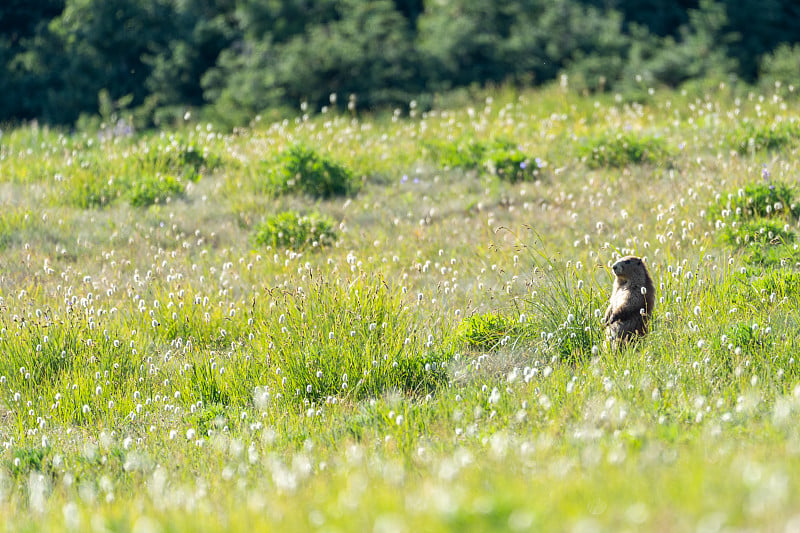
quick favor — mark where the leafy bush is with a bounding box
[720,183,800,221]
[64,166,187,209]
[424,138,486,170]
[190,403,231,437]
[484,145,542,183]
[727,121,800,154]
[732,269,800,306]
[137,141,219,181]
[128,174,185,207]
[262,144,357,198]
[578,132,670,168]
[425,138,542,182]
[710,182,800,267]
[459,312,521,351]
[721,219,794,248]
[254,211,337,250]
[740,245,800,268]
[725,323,772,354]
[65,170,126,208]
[723,218,799,267]
[750,269,800,300]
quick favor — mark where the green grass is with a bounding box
[727,120,800,154]
[3,81,800,531]
[577,131,671,168]
[424,137,543,182]
[253,210,337,250]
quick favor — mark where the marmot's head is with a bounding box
[612,256,648,283]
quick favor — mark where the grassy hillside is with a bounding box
[2,81,800,531]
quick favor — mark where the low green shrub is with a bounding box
[740,244,800,268]
[725,322,773,354]
[720,219,794,247]
[710,182,800,266]
[133,133,221,181]
[254,211,337,250]
[484,145,542,183]
[424,138,486,169]
[262,144,357,198]
[727,121,800,154]
[711,183,800,221]
[750,269,800,300]
[6,447,54,480]
[732,268,800,306]
[425,138,541,182]
[128,174,185,207]
[578,132,670,168]
[63,171,186,208]
[65,170,126,208]
[459,312,521,351]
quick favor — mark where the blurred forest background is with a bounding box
[2,0,800,129]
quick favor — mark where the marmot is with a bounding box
[603,255,655,346]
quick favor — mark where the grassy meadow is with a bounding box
[2,80,800,531]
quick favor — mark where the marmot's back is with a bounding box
[603,256,655,345]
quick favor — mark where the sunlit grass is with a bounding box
[1,81,800,530]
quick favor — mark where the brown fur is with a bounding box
[603,255,655,346]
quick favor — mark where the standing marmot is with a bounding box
[603,255,655,346]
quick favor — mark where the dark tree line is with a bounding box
[1,0,799,128]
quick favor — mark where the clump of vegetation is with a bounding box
[710,181,800,266]
[541,311,599,362]
[425,138,542,182]
[740,245,800,268]
[262,144,357,198]
[459,312,522,351]
[254,211,337,250]
[750,269,800,300]
[730,268,800,309]
[725,322,773,354]
[424,138,487,169]
[578,132,670,168]
[710,183,800,221]
[484,145,542,183]
[521,251,605,362]
[63,171,187,208]
[727,121,800,154]
[267,277,453,402]
[720,219,793,247]
[6,446,54,480]
[128,174,185,207]
[136,138,220,181]
[65,170,126,208]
